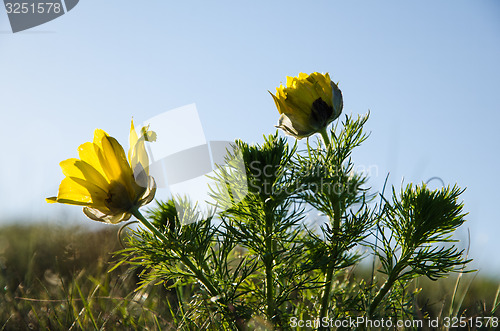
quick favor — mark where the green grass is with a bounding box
[0,224,498,330]
[0,223,176,330]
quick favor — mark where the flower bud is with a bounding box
[270,72,343,139]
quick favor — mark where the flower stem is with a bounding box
[368,255,408,317]
[130,206,168,243]
[318,261,335,330]
[316,128,343,329]
[130,207,220,298]
[265,255,275,325]
[264,215,276,326]
[368,273,397,317]
[317,209,342,330]
[319,128,331,148]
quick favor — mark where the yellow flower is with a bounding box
[270,72,343,139]
[46,120,156,224]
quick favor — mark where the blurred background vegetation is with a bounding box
[0,223,498,330]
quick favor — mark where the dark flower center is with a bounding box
[310,98,334,129]
[105,181,133,212]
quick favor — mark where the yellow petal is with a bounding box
[269,91,285,114]
[128,119,139,165]
[298,72,309,80]
[108,136,135,179]
[137,176,156,206]
[285,92,313,116]
[59,158,109,190]
[53,177,95,206]
[141,126,157,142]
[68,177,109,207]
[78,142,105,177]
[295,80,320,104]
[128,119,150,177]
[310,72,333,104]
[92,129,109,150]
[97,134,133,183]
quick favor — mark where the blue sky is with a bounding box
[1,1,499,275]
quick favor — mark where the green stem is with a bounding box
[318,211,342,330]
[318,128,340,233]
[318,261,335,330]
[264,215,276,327]
[368,254,409,317]
[319,128,331,148]
[130,207,220,298]
[316,128,343,329]
[332,199,341,236]
[131,206,168,243]
[368,272,398,317]
[265,255,275,325]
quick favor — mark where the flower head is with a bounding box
[270,72,343,139]
[47,120,156,224]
